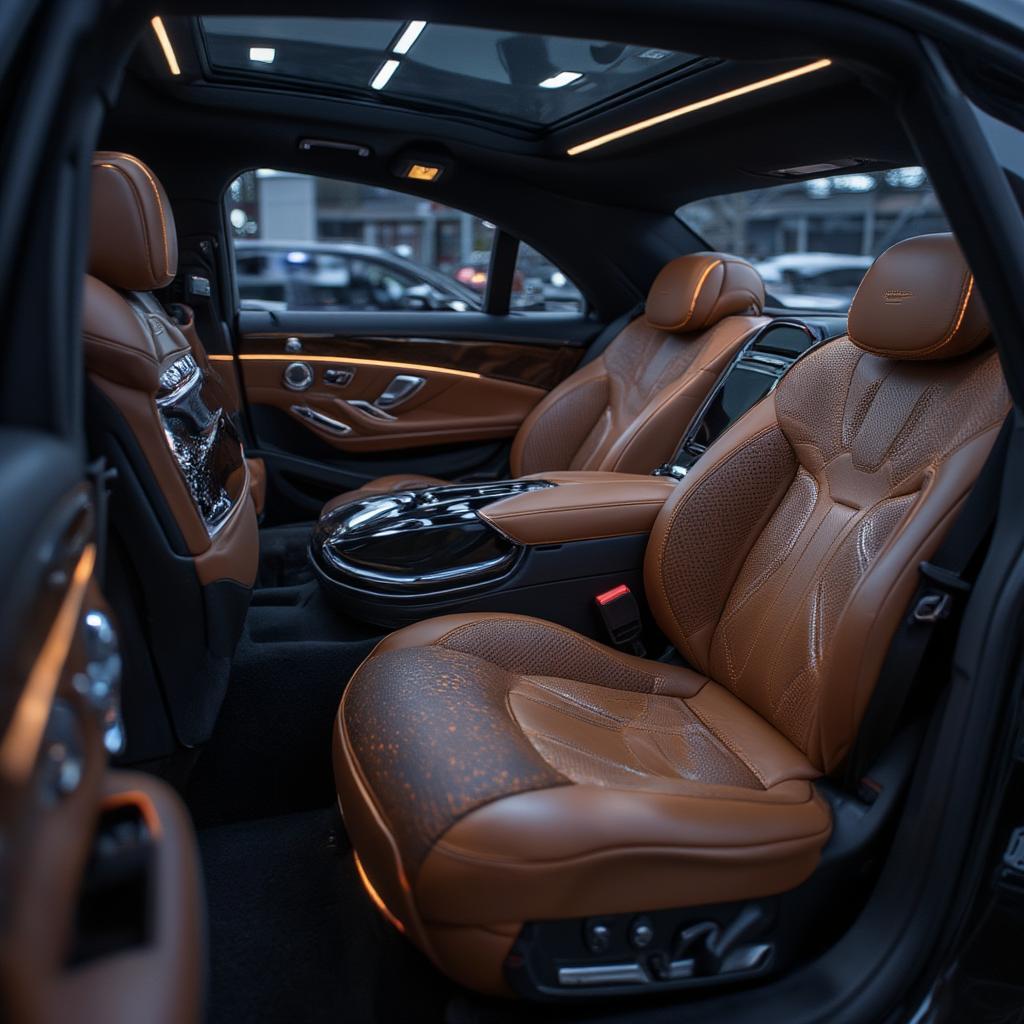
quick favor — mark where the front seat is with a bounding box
[332,233,1010,995]
[321,252,766,510]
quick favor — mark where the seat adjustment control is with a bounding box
[583,919,612,954]
[324,367,354,387]
[629,916,655,949]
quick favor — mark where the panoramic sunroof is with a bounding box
[198,17,704,128]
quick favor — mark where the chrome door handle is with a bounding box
[346,399,396,421]
[375,374,425,409]
[290,405,352,435]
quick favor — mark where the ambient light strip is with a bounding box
[215,353,482,380]
[354,852,406,933]
[0,544,96,783]
[150,16,181,76]
[566,58,832,156]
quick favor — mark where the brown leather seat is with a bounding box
[83,151,260,561]
[333,232,1010,995]
[321,253,766,511]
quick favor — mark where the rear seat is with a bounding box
[321,251,766,512]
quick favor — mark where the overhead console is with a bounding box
[312,317,836,636]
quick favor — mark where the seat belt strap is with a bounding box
[577,303,644,368]
[847,414,1014,793]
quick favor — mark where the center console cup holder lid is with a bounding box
[311,479,554,594]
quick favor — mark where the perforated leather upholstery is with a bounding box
[333,233,1010,995]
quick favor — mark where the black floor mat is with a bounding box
[199,806,454,1024]
[185,582,382,828]
[256,522,318,589]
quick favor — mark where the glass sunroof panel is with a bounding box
[199,17,703,126]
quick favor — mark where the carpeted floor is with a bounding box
[188,546,462,1023]
[185,580,381,828]
[198,805,455,1024]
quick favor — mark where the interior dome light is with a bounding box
[539,71,583,89]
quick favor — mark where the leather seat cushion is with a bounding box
[335,613,832,989]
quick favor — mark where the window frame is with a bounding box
[220,167,587,320]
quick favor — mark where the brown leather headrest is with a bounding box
[848,233,989,360]
[88,152,178,292]
[645,252,764,333]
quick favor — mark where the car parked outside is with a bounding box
[234,239,481,312]
[754,252,875,310]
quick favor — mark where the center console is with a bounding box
[312,473,676,635]
[312,317,833,636]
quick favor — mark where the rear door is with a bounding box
[0,7,203,1021]
[217,171,600,519]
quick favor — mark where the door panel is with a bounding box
[0,431,203,1024]
[235,346,546,452]
[234,310,599,519]
[234,330,583,390]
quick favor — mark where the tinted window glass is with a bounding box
[513,242,584,313]
[226,170,493,312]
[677,167,948,311]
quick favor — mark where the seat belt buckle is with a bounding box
[913,590,954,623]
[997,827,1024,909]
[913,560,972,623]
[595,585,645,656]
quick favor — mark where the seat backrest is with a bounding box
[644,233,1010,774]
[82,152,258,760]
[509,253,766,477]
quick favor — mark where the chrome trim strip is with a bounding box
[155,361,202,406]
[557,963,648,987]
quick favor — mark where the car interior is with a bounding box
[3,3,1024,1024]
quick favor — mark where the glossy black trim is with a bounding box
[313,479,552,593]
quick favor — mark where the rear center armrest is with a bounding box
[479,472,678,546]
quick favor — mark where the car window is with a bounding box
[225,170,494,312]
[677,166,948,311]
[512,242,584,313]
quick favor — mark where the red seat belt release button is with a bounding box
[595,585,645,655]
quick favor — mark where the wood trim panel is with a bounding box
[238,334,583,392]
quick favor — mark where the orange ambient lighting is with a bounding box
[567,58,832,156]
[354,852,405,933]
[235,353,481,380]
[406,163,441,182]
[150,17,181,76]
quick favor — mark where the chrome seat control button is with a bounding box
[76,609,125,755]
[629,916,655,949]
